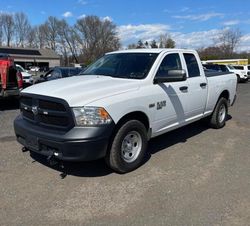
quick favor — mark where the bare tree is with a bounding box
[36,25,47,49]
[2,13,15,47]
[14,12,31,47]
[43,16,60,51]
[0,14,4,46]
[57,19,79,64]
[75,15,120,63]
[215,28,242,57]
[198,46,225,60]
[150,40,158,48]
[159,34,175,48]
[127,43,137,49]
[136,40,145,48]
[27,27,39,48]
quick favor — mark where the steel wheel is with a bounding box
[121,131,142,163]
[218,104,226,123]
[105,120,148,173]
[209,97,228,129]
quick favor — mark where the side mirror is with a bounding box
[40,74,44,78]
[154,69,187,84]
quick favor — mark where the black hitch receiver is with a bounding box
[47,154,67,179]
[47,155,58,166]
[22,147,29,152]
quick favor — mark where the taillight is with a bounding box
[17,71,23,88]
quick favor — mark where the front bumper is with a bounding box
[14,115,115,161]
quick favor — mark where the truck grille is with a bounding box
[20,95,74,130]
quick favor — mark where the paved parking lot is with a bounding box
[0,83,250,226]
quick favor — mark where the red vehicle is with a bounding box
[0,54,23,98]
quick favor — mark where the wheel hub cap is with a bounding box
[121,131,142,163]
[218,105,226,123]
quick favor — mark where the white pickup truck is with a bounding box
[14,49,237,173]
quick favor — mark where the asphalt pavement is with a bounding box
[0,83,250,226]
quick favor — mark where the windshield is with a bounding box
[81,53,159,79]
[16,64,25,72]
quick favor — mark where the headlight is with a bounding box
[72,107,112,126]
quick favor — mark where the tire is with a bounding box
[105,120,148,173]
[209,97,228,129]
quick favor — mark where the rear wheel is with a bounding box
[105,120,148,173]
[209,97,228,129]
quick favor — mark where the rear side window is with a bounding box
[184,53,200,77]
[155,53,182,78]
[233,66,244,70]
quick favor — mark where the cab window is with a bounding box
[155,53,182,78]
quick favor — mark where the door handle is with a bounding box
[200,83,207,88]
[179,86,188,92]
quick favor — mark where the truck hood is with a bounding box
[22,75,140,106]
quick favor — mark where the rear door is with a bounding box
[183,52,208,120]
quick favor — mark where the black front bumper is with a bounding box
[14,115,115,161]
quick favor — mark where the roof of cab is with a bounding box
[107,48,195,54]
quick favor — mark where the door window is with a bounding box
[155,53,182,78]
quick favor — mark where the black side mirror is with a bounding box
[40,74,44,78]
[154,69,187,84]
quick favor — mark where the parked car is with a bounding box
[0,54,22,98]
[232,65,250,81]
[14,49,237,173]
[203,63,247,82]
[15,64,33,87]
[34,67,83,84]
[29,66,40,72]
[39,66,49,72]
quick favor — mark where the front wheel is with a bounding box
[209,97,228,129]
[105,120,148,173]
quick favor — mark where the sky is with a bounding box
[1,0,250,51]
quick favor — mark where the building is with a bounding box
[0,46,60,69]
[202,59,248,65]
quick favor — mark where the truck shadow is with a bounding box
[0,98,20,111]
[30,152,113,178]
[148,115,232,155]
[29,115,232,178]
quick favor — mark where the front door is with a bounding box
[151,53,189,136]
